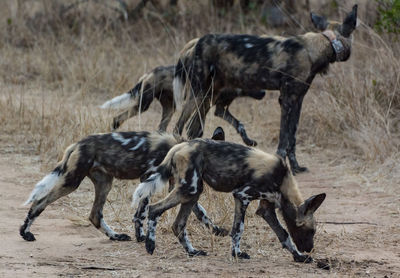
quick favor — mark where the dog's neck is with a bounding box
[321,30,349,62]
[300,32,336,75]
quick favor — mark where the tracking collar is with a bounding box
[322,30,348,62]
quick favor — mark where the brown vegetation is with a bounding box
[1,0,399,276]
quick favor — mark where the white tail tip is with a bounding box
[132,173,165,209]
[173,77,184,111]
[100,93,132,110]
[23,172,61,206]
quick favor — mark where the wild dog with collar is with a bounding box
[101,65,265,146]
[20,128,227,242]
[172,5,358,174]
[132,139,326,261]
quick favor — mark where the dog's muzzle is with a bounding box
[322,30,351,62]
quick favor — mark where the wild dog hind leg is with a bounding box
[88,170,131,241]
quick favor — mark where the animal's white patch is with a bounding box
[243,37,249,41]
[197,204,210,226]
[24,219,33,233]
[283,236,302,256]
[100,92,132,109]
[111,133,132,145]
[245,43,254,48]
[132,173,167,208]
[145,159,158,174]
[182,230,195,252]
[130,137,146,151]
[260,192,281,208]
[173,76,184,110]
[100,219,117,237]
[189,170,198,194]
[24,172,61,205]
[147,217,159,241]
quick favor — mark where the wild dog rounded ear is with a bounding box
[310,12,328,31]
[341,4,358,37]
[211,126,225,141]
[302,193,326,215]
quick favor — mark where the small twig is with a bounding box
[321,221,378,226]
[81,266,122,271]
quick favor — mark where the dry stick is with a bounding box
[81,266,122,271]
[321,221,377,226]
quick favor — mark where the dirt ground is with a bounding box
[1,137,399,277]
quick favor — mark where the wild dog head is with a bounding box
[282,193,326,252]
[311,5,358,61]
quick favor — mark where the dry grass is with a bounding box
[1,1,400,274]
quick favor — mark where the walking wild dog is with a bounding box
[132,139,326,262]
[101,67,265,146]
[173,5,358,173]
[20,128,227,242]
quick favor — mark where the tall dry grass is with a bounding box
[0,0,399,254]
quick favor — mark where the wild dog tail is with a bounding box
[23,143,79,206]
[132,142,185,208]
[100,81,143,110]
[173,59,186,110]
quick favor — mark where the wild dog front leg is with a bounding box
[191,203,229,236]
[214,104,257,146]
[230,196,250,259]
[255,200,312,263]
[287,93,308,174]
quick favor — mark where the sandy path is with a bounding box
[0,149,399,277]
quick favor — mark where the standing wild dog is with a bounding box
[132,139,326,262]
[20,128,227,242]
[101,69,265,146]
[173,5,358,173]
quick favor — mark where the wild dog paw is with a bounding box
[291,165,308,175]
[243,137,257,147]
[232,251,250,259]
[145,238,155,255]
[110,233,131,241]
[212,226,229,237]
[293,253,313,263]
[188,250,207,257]
[21,231,36,241]
[136,234,146,242]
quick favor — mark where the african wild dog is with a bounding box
[100,67,265,146]
[132,139,326,261]
[173,5,358,173]
[20,128,227,242]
